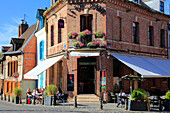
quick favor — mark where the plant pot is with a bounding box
[163,101,170,111]
[44,96,52,106]
[130,100,148,111]
[89,45,99,48]
[14,96,20,104]
[95,35,103,38]
[69,36,77,39]
[44,96,56,106]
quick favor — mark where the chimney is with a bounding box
[18,20,28,37]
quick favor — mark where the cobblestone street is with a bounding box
[0,100,167,113]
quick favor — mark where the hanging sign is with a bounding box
[58,19,64,28]
[67,74,74,91]
[13,72,19,78]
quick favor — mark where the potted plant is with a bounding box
[163,91,170,111]
[12,95,15,103]
[44,85,58,106]
[130,89,149,111]
[13,88,22,104]
[95,31,105,38]
[67,32,78,39]
[73,41,84,48]
[87,41,100,48]
[79,29,92,37]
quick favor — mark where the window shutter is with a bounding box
[12,61,14,76]
[15,61,18,72]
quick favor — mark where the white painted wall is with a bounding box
[142,0,166,12]
[35,27,47,89]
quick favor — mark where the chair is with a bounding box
[150,96,159,107]
[110,92,117,103]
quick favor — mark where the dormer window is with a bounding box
[160,1,164,12]
[133,0,139,3]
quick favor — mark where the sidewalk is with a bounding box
[21,98,164,113]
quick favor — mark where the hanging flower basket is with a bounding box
[87,41,100,48]
[95,31,105,38]
[67,32,78,39]
[73,41,84,48]
[79,29,92,38]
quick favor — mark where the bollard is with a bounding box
[8,95,10,102]
[159,99,162,111]
[100,97,103,110]
[4,94,6,101]
[33,96,36,105]
[19,96,22,104]
[1,94,3,100]
[74,96,77,108]
[26,95,28,104]
[42,97,44,105]
[53,95,56,105]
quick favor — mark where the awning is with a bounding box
[24,55,64,79]
[109,52,170,78]
[70,51,100,56]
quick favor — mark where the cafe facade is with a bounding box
[25,0,170,100]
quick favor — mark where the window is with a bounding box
[39,40,44,61]
[51,65,54,84]
[119,18,122,41]
[133,0,138,3]
[51,25,54,46]
[133,22,139,44]
[160,1,164,12]
[58,28,61,43]
[8,61,17,77]
[160,29,165,47]
[148,26,154,46]
[80,14,93,46]
[113,59,119,77]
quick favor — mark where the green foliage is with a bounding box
[131,89,148,100]
[46,85,58,96]
[0,52,2,57]
[165,91,170,100]
[95,31,105,38]
[13,88,22,97]
[79,32,85,37]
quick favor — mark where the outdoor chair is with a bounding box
[150,96,160,107]
[110,92,117,103]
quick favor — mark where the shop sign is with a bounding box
[74,3,106,14]
[13,72,19,78]
[67,74,74,91]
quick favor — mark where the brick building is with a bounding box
[25,0,170,101]
[3,21,37,97]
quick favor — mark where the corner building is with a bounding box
[43,0,170,101]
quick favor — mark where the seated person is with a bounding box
[117,90,127,107]
[36,88,43,103]
[26,88,32,98]
[56,87,62,99]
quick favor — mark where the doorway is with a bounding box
[78,58,96,94]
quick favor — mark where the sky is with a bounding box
[0,0,169,51]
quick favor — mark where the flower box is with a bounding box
[130,100,148,111]
[68,32,78,39]
[95,31,105,38]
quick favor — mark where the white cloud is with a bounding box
[0,23,18,48]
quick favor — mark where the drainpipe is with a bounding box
[168,22,170,59]
[20,51,24,89]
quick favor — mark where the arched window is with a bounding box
[40,40,44,61]
[58,19,64,43]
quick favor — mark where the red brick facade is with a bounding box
[44,0,170,100]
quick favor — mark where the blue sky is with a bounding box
[0,0,169,51]
[0,0,50,50]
